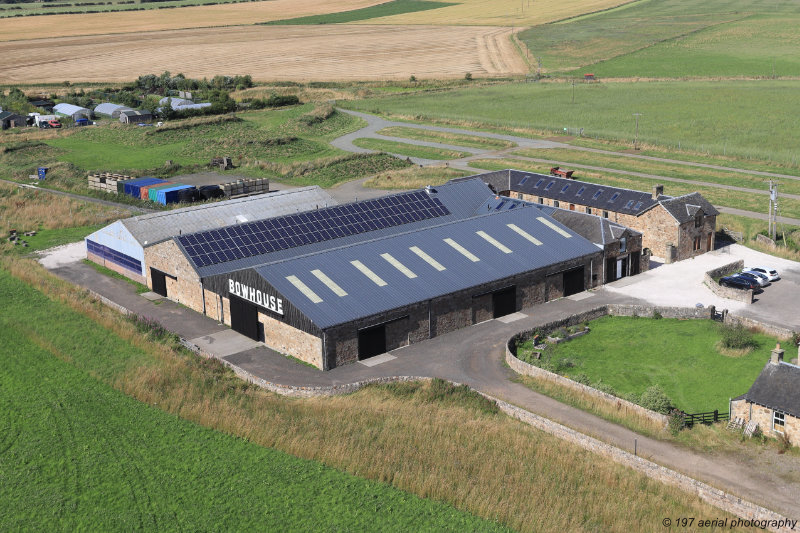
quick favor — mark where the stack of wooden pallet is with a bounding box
[220,178,269,198]
[88,172,134,194]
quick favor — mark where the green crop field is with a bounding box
[0,267,509,532]
[352,137,470,160]
[264,0,453,25]
[344,80,800,165]
[517,316,776,413]
[519,0,800,78]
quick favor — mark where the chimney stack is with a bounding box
[652,185,664,199]
[770,343,784,364]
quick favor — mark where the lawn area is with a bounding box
[376,126,515,150]
[344,80,800,165]
[352,137,470,160]
[517,316,777,413]
[518,0,800,77]
[0,274,504,532]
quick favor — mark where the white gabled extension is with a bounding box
[476,230,512,253]
[286,275,323,303]
[507,224,543,246]
[410,246,446,271]
[351,260,387,287]
[536,217,572,238]
[381,253,417,279]
[444,238,480,262]
[311,269,347,297]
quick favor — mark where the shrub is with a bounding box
[720,324,758,350]
[652,310,663,319]
[668,409,685,436]
[593,381,617,397]
[464,72,473,81]
[638,385,674,414]
[571,373,591,385]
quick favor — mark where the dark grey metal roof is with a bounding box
[658,192,719,223]
[122,186,336,247]
[256,207,600,329]
[191,179,505,278]
[742,360,800,419]
[538,206,639,246]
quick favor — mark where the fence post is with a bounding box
[714,410,718,423]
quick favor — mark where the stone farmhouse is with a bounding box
[462,169,719,262]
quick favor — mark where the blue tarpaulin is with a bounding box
[155,184,195,205]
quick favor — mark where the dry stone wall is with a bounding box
[703,260,753,304]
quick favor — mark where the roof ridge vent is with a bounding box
[425,185,437,194]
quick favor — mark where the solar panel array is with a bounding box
[178,191,451,268]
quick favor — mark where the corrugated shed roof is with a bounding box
[742,360,800,419]
[539,206,639,246]
[121,186,336,247]
[120,109,152,117]
[190,179,508,278]
[256,207,600,329]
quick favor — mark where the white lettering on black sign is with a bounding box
[228,279,283,315]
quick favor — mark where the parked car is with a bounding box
[46,120,61,128]
[720,276,758,290]
[744,266,779,281]
[735,271,769,287]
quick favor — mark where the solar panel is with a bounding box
[178,191,451,268]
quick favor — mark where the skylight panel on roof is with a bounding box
[519,176,529,185]
[444,238,480,262]
[634,201,643,210]
[410,246,446,271]
[507,224,542,245]
[624,200,635,209]
[544,181,555,191]
[311,269,347,297]
[609,193,620,202]
[576,187,585,196]
[537,217,572,238]
[351,260,387,286]
[286,275,323,303]
[534,179,545,188]
[381,253,417,279]
[476,231,512,254]
[592,190,604,199]
[560,184,570,193]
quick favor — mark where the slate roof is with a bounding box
[741,360,800,419]
[188,179,513,278]
[657,192,719,223]
[257,206,600,329]
[121,186,336,248]
[538,206,639,246]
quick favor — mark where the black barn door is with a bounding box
[230,295,259,341]
[150,268,167,297]
[492,287,516,318]
[563,267,585,297]
[358,325,386,360]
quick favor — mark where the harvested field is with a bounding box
[0,25,527,83]
[358,0,633,26]
[0,0,383,42]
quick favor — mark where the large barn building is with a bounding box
[109,179,614,370]
[466,169,718,262]
[85,186,336,285]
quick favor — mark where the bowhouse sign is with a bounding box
[228,279,283,315]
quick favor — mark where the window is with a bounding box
[586,207,592,215]
[554,201,560,208]
[592,189,604,200]
[774,411,785,433]
[544,181,555,191]
[624,200,635,209]
[517,192,523,199]
[609,193,620,203]
[534,178,545,188]
[695,213,703,228]
[634,201,643,210]
[619,237,627,253]
[603,210,609,218]
[538,197,544,204]
[576,186,585,196]
[693,236,702,251]
[519,176,529,185]
[560,184,570,193]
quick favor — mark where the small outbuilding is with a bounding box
[0,110,27,129]
[95,102,134,119]
[730,344,800,445]
[53,103,92,120]
[119,109,154,124]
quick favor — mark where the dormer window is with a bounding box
[695,212,703,227]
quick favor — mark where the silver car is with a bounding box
[744,266,780,281]
[738,270,769,287]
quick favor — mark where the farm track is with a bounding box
[0,25,526,83]
[336,110,800,226]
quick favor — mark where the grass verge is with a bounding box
[363,165,470,189]
[82,258,149,294]
[352,137,470,160]
[376,126,515,150]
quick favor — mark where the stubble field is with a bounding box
[0,25,527,83]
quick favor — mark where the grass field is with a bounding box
[345,80,800,165]
[519,0,800,77]
[516,316,776,413]
[377,126,515,150]
[0,273,509,532]
[265,0,453,25]
[352,137,470,160]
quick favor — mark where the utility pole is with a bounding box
[632,113,643,150]
[768,180,779,240]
